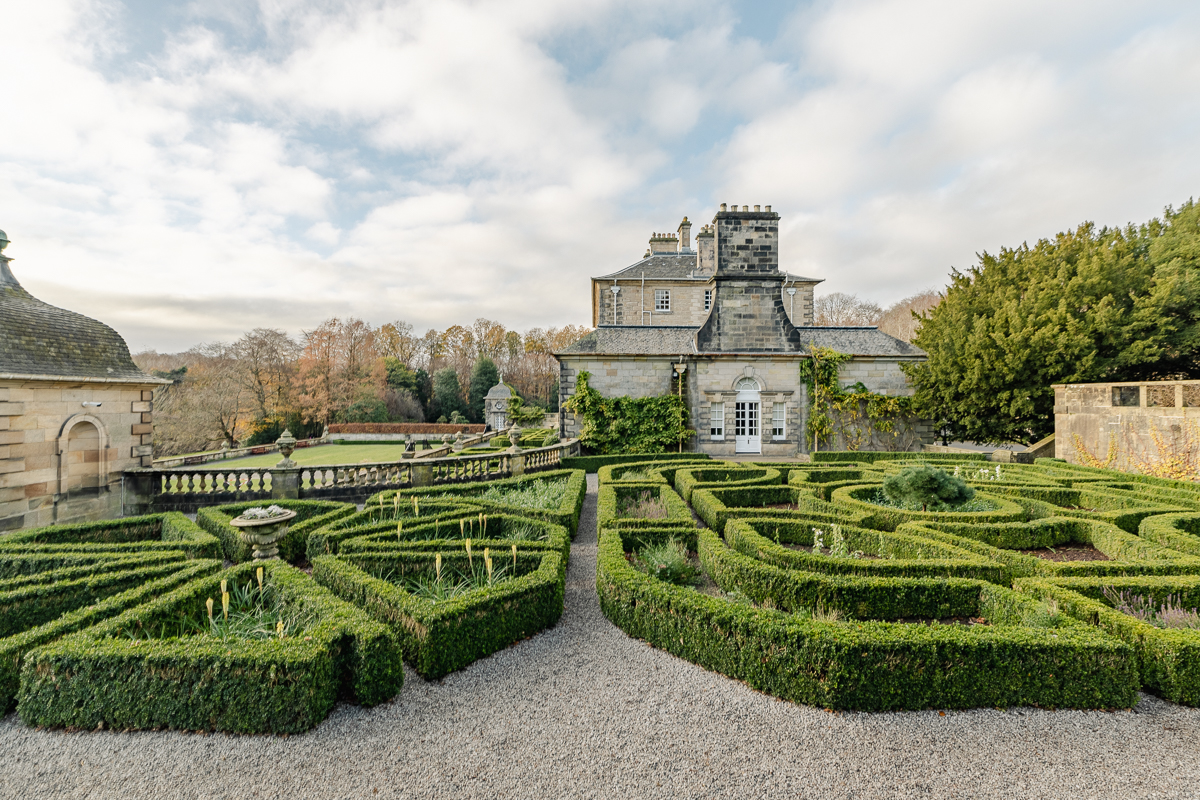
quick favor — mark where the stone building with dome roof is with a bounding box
[483,380,514,431]
[0,232,167,531]
[555,205,933,457]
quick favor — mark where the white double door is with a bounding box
[734,389,761,453]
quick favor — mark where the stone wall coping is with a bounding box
[0,372,171,386]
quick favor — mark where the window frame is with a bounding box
[772,402,786,440]
[654,289,671,312]
[709,402,725,440]
[703,289,712,311]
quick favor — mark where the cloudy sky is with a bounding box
[4,0,1199,352]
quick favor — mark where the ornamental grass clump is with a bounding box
[618,490,670,519]
[633,537,698,586]
[479,479,568,510]
[1102,586,1200,629]
[382,553,515,603]
[881,465,976,512]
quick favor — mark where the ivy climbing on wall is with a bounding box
[562,371,691,454]
[797,345,916,451]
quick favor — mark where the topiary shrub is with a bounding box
[883,465,975,511]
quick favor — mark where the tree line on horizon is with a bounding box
[134,318,590,456]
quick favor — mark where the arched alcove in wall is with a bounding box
[56,414,109,499]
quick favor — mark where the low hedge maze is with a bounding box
[594,455,1200,710]
[0,469,586,732]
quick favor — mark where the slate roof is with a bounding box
[595,253,706,281]
[558,326,698,356]
[593,252,824,284]
[556,324,925,358]
[0,258,156,382]
[484,382,513,399]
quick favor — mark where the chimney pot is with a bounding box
[765,205,771,212]
[742,205,749,212]
[754,205,760,212]
[720,203,727,212]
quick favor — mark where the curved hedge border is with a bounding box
[0,512,220,561]
[313,548,564,680]
[1016,575,1200,705]
[596,483,694,533]
[829,485,1027,532]
[0,560,220,712]
[691,486,870,534]
[597,524,1136,710]
[18,561,403,734]
[725,518,1007,584]
[674,467,782,504]
[1139,513,1200,557]
[337,514,571,563]
[306,498,485,559]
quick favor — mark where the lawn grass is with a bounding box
[193,444,419,469]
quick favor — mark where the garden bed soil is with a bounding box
[1018,545,1110,562]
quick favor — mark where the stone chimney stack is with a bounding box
[676,217,692,253]
[695,224,715,274]
[648,231,678,255]
[696,204,802,352]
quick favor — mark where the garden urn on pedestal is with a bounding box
[441,432,453,448]
[230,506,297,560]
[452,431,464,452]
[508,424,522,453]
[274,428,298,468]
[401,434,415,459]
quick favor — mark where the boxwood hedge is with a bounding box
[313,548,564,679]
[674,467,782,504]
[196,499,357,563]
[561,453,710,473]
[17,561,403,734]
[597,523,1137,710]
[0,512,221,560]
[596,483,695,533]
[1015,575,1200,705]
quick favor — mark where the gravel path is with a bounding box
[3,474,1200,799]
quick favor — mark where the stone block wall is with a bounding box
[0,379,156,531]
[714,207,779,275]
[595,279,712,327]
[837,358,916,397]
[1054,380,1200,471]
[782,283,815,327]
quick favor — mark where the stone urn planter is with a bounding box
[229,505,297,560]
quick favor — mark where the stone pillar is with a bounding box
[121,468,162,516]
[270,467,301,501]
[411,464,433,487]
[510,453,526,477]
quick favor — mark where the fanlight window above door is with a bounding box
[735,377,761,391]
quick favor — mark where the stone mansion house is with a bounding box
[554,205,930,456]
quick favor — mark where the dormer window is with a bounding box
[654,289,670,312]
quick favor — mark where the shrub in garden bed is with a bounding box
[313,547,564,679]
[1016,575,1200,705]
[829,485,1026,531]
[596,524,1136,710]
[0,560,220,712]
[724,518,1007,584]
[197,499,357,563]
[561,452,710,473]
[17,561,403,734]
[0,513,221,560]
[673,467,782,503]
[1139,513,1200,557]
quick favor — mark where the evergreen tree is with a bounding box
[430,367,466,422]
[908,201,1200,443]
[467,356,500,424]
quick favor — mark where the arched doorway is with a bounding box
[65,420,101,497]
[734,377,761,454]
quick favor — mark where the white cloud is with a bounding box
[0,0,1198,350]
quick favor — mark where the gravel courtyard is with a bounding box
[2,475,1199,800]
